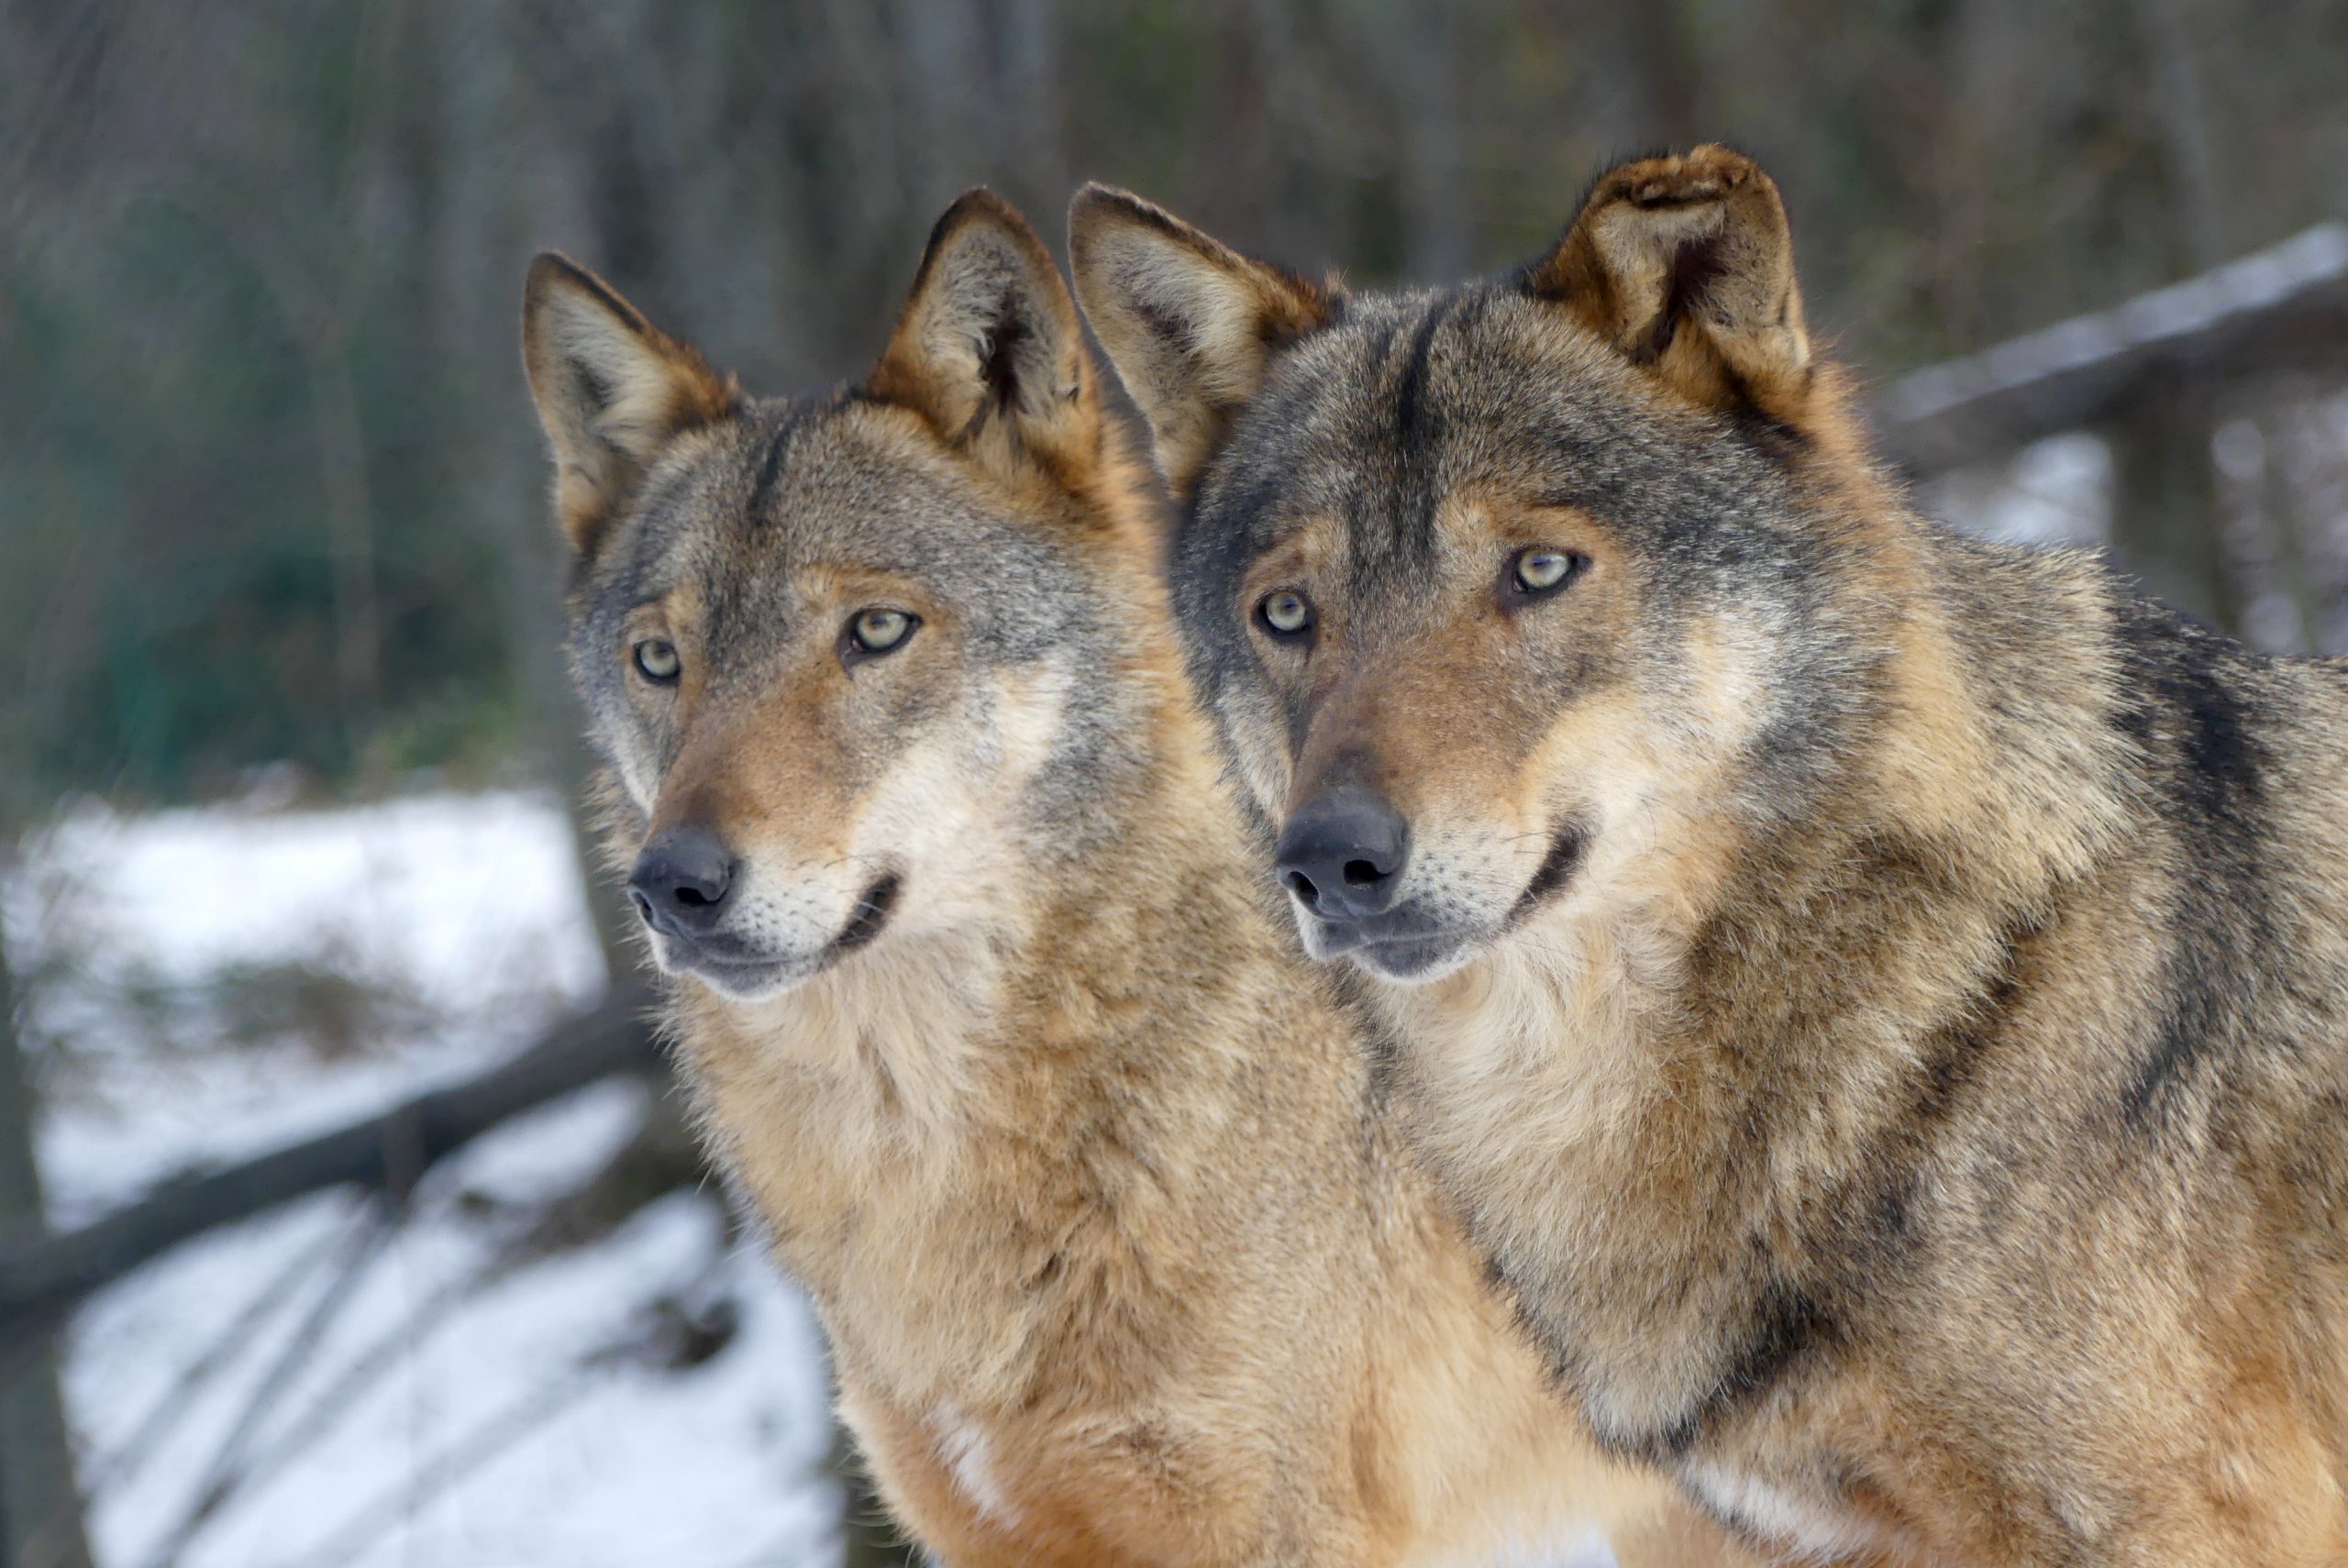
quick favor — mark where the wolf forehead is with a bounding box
[569,393,1089,660]
[1173,283,1816,610]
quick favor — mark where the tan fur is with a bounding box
[673,739,1692,1567]
[1530,147,1811,432]
[525,199,1755,1565]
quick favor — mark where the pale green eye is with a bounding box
[1512,548,1581,595]
[632,637,681,683]
[848,607,916,656]
[1257,589,1313,638]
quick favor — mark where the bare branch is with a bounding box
[262,1364,612,1568]
[77,1198,363,1502]
[1875,222,2348,476]
[140,1199,398,1568]
[0,990,659,1361]
[227,1097,704,1497]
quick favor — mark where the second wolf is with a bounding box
[1075,149,2348,1563]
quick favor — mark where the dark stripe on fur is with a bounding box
[748,421,791,521]
[2110,600,2275,1125]
[1392,290,1457,448]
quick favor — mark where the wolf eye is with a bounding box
[632,638,681,683]
[1510,547,1587,599]
[1257,589,1314,640]
[847,607,917,657]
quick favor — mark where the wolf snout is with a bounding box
[1277,784,1410,921]
[628,824,738,937]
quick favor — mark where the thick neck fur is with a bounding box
[668,609,1351,1420]
[1381,468,2143,1450]
[654,565,1731,1565]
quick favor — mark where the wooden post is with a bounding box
[0,926,93,1568]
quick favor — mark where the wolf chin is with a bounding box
[1077,147,2348,1564]
[522,192,1754,1566]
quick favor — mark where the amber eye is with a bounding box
[632,638,681,683]
[847,607,917,657]
[1257,589,1314,640]
[1510,547,1586,599]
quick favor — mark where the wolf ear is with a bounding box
[521,254,737,556]
[868,189,1098,485]
[1069,185,1339,499]
[1528,146,1813,431]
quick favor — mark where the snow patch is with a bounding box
[13,794,846,1568]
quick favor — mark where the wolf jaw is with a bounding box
[665,866,902,1000]
[525,194,1755,1566]
[1077,148,2348,1564]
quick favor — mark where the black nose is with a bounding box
[1276,784,1410,921]
[628,825,737,936]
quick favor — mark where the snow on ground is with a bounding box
[62,1091,839,1568]
[11,792,845,1568]
[17,791,607,1216]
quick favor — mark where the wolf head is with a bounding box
[525,192,1156,1001]
[1073,148,1881,984]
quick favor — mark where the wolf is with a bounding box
[1072,148,2348,1565]
[520,191,1754,1566]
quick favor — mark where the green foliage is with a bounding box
[5,0,2342,811]
[3,187,518,805]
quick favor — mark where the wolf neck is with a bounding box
[674,646,1302,1411]
[1386,504,2135,1448]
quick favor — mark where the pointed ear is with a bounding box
[1528,146,1813,431]
[867,189,1097,486]
[521,253,737,556]
[1069,185,1339,499]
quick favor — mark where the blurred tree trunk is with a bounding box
[1622,0,1704,149]
[2141,0,2226,272]
[2106,395,2236,632]
[0,926,92,1568]
[1382,2,1470,281]
[423,0,637,977]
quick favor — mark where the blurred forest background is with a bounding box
[3,2,2346,1565]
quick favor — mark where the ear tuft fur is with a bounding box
[1527,145,1813,431]
[868,189,1097,485]
[520,254,737,556]
[1068,185,1339,499]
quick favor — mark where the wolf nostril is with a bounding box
[627,824,737,934]
[1274,785,1412,922]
